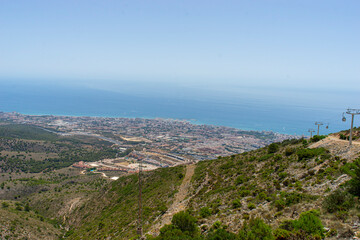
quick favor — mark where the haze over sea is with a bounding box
[0,80,356,136]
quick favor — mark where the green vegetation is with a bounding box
[296,147,326,161]
[277,210,324,239]
[0,124,58,141]
[323,189,354,213]
[310,135,326,142]
[0,124,118,173]
[267,143,279,154]
[66,166,186,239]
[2,124,360,239]
[0,200,62,239]
[344,158,360,196]
[238,218,274,240]
[151,212,273,240]
[150,211,325,240]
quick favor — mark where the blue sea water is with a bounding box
[0,80,357,136]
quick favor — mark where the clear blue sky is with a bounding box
[0,0,359,91]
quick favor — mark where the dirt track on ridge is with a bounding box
[148,164,195,236]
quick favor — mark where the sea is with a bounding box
[0,80,358,136]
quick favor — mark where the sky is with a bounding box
[0,0,360,92]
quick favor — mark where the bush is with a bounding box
[24,203,30,212]
[285,147,295,156]
[323,189,354,213]
[278,210,324,239]
[310,135,326,142]
[273,228,292,240]
[274,199,286,211]
[235,175,245,185]
[156,212,199,239]
[247,203,256,210]
[232,199,242,209]
[238,218,274,240]
[296,148,325,161]
[207,228,237,240]
[1,201,9,208]
[171,211,198,235]
[268,143,279,154]
[346,158,360,196]
[293,210,324,237]
[200,207,212,218]
[157,225,193,240]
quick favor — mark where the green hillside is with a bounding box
[2,124,360,239]
[0,200,62,239]
[60,137,360,239]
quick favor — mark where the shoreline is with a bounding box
[1,110,294,137]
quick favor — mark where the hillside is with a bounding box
[58,136,360,239]
[2,124,360,239]
[0,200,62,239]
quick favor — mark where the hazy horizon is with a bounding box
[1,1,359,91]
[0,1,359,135]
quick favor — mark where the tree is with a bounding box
[155,211,200,239]
[347,158,360,196]
[238,218,274,240]
[268,143,279,154]
[172,211,198,235]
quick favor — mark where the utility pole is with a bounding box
[308,129,315,139]
[345,109,360,146]
[314,122,324,136]
[137,150,144,240]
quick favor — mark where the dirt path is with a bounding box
[147,164,196,236]
[62,197,81,223]
[309,136,360,160]
[327,136,360,145]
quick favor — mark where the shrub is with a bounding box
[278,210,324,239]
[293,210,324,237]
[259,154,274,161]
[232,199,242,209]
[310,135,326,142]
[238,218,274,240]
[157,225,191,240]
[200,207,212,218]
[296,148,326,161]
[24,203,30,212]
[285,147,295,156]
[274,199,286,211]
[258,192,267,201]
[207,228,237,240]
[268,143,279,154]
[171,211,198,235]
[323,189,354,213]
[1,201,9,208]
[278,172,287,180]
[273,228,292,240]
[247,203,256,210]
[156,211,199,239]
[235,175,245,185]
[346,158,360,196]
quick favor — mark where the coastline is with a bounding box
[1,110,289,136]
